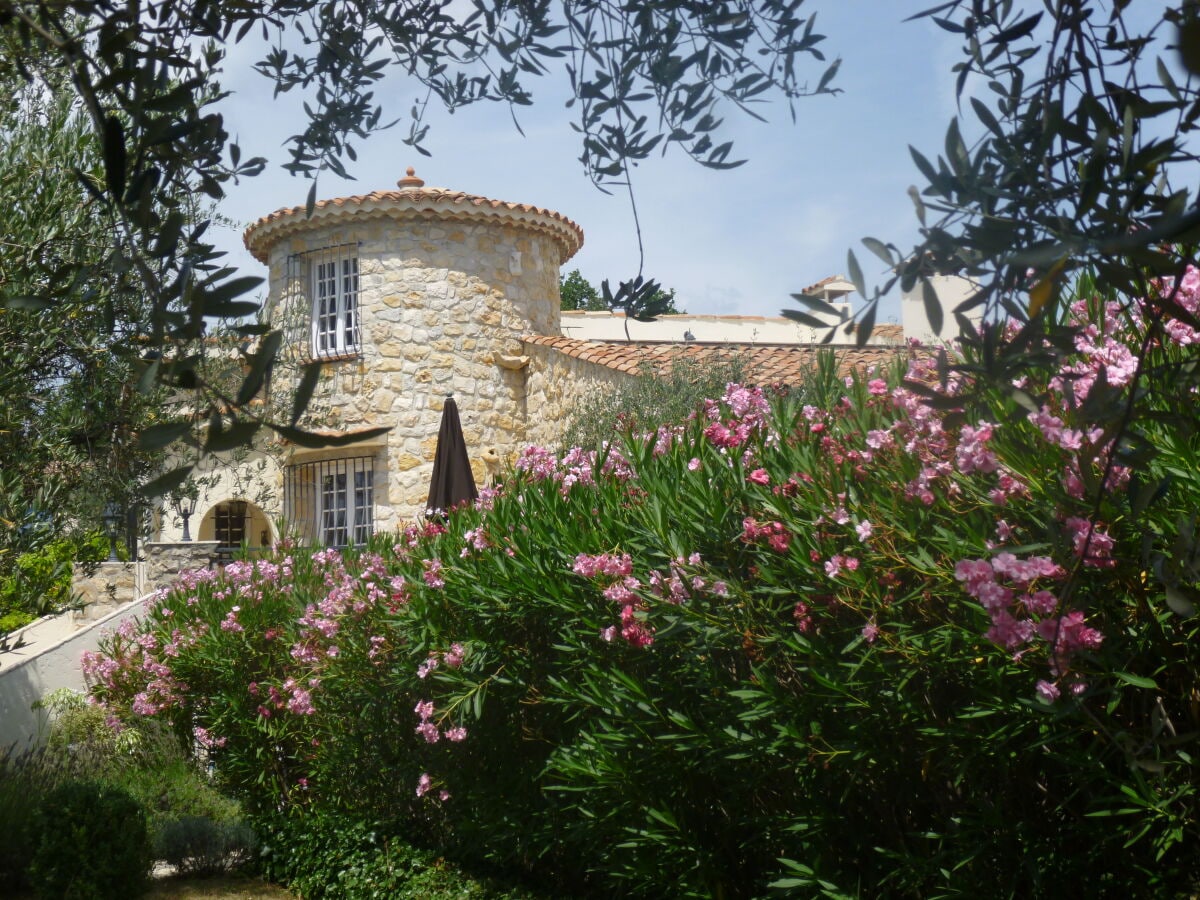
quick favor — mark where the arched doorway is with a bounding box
[196,499,273,559]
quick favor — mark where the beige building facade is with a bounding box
[152,171,905,550]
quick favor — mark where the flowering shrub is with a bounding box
[87,292,1200,897]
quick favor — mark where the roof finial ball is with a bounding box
[398,167,425,189]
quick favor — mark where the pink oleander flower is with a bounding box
[416,772,433,798]
[422,558,445,589]
[748,468,770,486]
[956,422,999,475]
[219,607,244,633]
[573,552,633,578]
[1064,516,1117,568]
[687,457,701,471]
[286,687,315,716]
[444,726,468,742]
[868,378,888,396]
[856,520,873,542]
[515,445,557,480]
[193,726,227,749]
[861,620,880,644]
[1026,590,1058,617]
[1036,680,1061,703]
[824,555,858,578]
[986,610,1035,651]
[443,642,466,668]
[416,722,440,743]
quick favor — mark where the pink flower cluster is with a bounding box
[574,552,654,648]
[415,772,451,801]
[82,616,196,719]
[193,726,226,749]
[955,422,999,475]
[1063,517,1117,568]
[414,699,468,744]
[955,553,1103,693]
[516,444,623,494]
[701,383,770,451]
[740,517,791,553]
[573,552,633,578]
[823,554,859,579]
[422,558,445,589]
[647,553,709,605]
[416,642,466,679]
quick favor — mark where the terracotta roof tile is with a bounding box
[243,174,584,265]
[522,335,906,386]
[801,274,842,295]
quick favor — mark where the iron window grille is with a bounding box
[285,456,375,548]
[283,243,361,360]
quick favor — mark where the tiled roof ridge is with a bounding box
[521,334,906,383]
[243,184,585,264]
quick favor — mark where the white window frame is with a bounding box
[310,250,360,358]
[317,464,374,548]
[285,456,375,548]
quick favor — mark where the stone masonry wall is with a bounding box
[140,542,221,596]
[521,341,639,451]
[263,214,564,527]
[70,561,137,625]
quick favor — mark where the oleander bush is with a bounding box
[87,282,1200,897]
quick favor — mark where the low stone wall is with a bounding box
[521,339,638,449]
[141,541,221,596]
[71,561,137,626]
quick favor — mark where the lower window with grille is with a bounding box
[285,457,375,548]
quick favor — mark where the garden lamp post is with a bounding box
[101,503,122,562]
[169,486,199,542]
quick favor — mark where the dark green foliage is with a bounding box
[559,352,745,451]
[561,269,683,315]
[154,815,256,877]
[255,810,539,900]
[0,744,87,893]
[560,269,604,311]
[27,780,152,900]
[0,533,109,634]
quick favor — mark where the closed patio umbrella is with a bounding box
[426,395,478,514]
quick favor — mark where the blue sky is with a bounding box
[211,4,967,325]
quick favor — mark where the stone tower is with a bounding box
[241,169,584,537]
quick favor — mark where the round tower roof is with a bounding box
[243,168,585,264]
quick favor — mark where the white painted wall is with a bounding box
[0,596,151,750]
[558,309,892,345]
[900,275,984,345]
